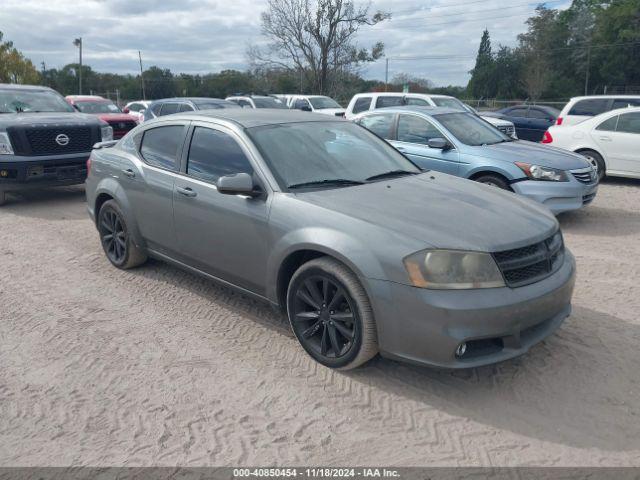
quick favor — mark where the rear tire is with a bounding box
[474,174,510,190]
[97,200,147,269]
[578,150,605,181]
[0,190,6,206]
[286,257,378,370]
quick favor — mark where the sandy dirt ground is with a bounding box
[0,180,639,467]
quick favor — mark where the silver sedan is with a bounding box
[86,110,575,369]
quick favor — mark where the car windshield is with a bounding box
[431,97,466,110]
[253,97,288,109]
[309,97,342,110]
[247,121,421,190]
[75,101,121,114]
[0,89,75,113]
[434,112,510,146]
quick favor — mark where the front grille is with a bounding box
[493,232,565,288]
[107,120,137,139]
[9,125,98,156]
[497,125,515,136]
[571,167,597,184]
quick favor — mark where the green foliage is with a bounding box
[0,31,40,84]
[467,0,640,99]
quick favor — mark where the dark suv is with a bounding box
[142,97,239,122]
[0,84,113,205]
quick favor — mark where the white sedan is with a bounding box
[543,107,640,180]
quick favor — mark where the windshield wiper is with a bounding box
[365,170,419,182]
[288,179,365,189]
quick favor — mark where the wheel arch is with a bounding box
[269,231,385,313]
[93,178,145,249]
[574,147,608,170]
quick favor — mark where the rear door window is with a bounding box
[596,116,618,132]
[186,127,254,183]
[569,99,609,116]
[140,125,184,170]
[616,112,640,134]
[352,97,372,114]
[375,96,404,108]
[159,103,180,116]
[405,97,430,106]
[358,114,394,139]
[612,98,640,109]
[507,107,528,117]
[179,103,195,112]
[527,108,551,120]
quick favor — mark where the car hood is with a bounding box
[295,173,558,252]
[471,140,590,170]
[95,113,138,122]
[481,115,512,127]
[315,108,346,116]
[0,111,102,128]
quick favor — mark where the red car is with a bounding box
[66,95,138,139]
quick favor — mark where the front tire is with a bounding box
[0,190,6,206]
[578,150,605,181]
[97,200,147,269]
[474,174,510,190]
[286,257,378,370]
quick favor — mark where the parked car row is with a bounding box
[0,82,633,373]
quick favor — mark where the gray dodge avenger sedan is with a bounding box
[86,110,576,370]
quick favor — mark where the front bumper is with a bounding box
[511,178,598,214]
[0,152,88,191]
[367,251,576,369]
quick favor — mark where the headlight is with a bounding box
[403,249,505,289]
[0,131,14,155]
[101,125,113,141]
[515,162,568,182]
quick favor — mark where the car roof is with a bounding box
[358,105,462,116]
[352,92,451,99]
[569,95,640,101]
[158,109,347,128]
[66,95,108,101]
[0,83,56,92]
[151,97,226,104]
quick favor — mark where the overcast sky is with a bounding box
[2,0,570,86]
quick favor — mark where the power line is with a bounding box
[389,1,559,23]
[388,0,562,16]
[376,10,535,30]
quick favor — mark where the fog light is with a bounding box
[455,343,467,358]
[0,170,7,177]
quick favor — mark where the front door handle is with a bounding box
[122,168,136,178]
[176,186,197,198]
[396,146,406,152]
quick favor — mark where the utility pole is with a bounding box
[138,50,146,100]
[385,58,389,92]
[73,37,83,94]
[584,44,591,96]
[40,61,46,86]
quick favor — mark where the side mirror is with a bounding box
[301,105,312,112]
[217,173,261,197]
[123,107,130,114]
[428,138,450,150]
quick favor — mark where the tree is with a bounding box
[249,0,389,95]
[0,31,40,84]
[467,29,495,99]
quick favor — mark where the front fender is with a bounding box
[265,226,387,303]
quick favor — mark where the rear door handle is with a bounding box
[176,186,197,198]
[396,146,406,152]
[599,136,612,142]
[122,168,136,178]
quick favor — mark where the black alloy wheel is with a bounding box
[97,200,147,269]
[100,208,127,264]
[291,274,358,362]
